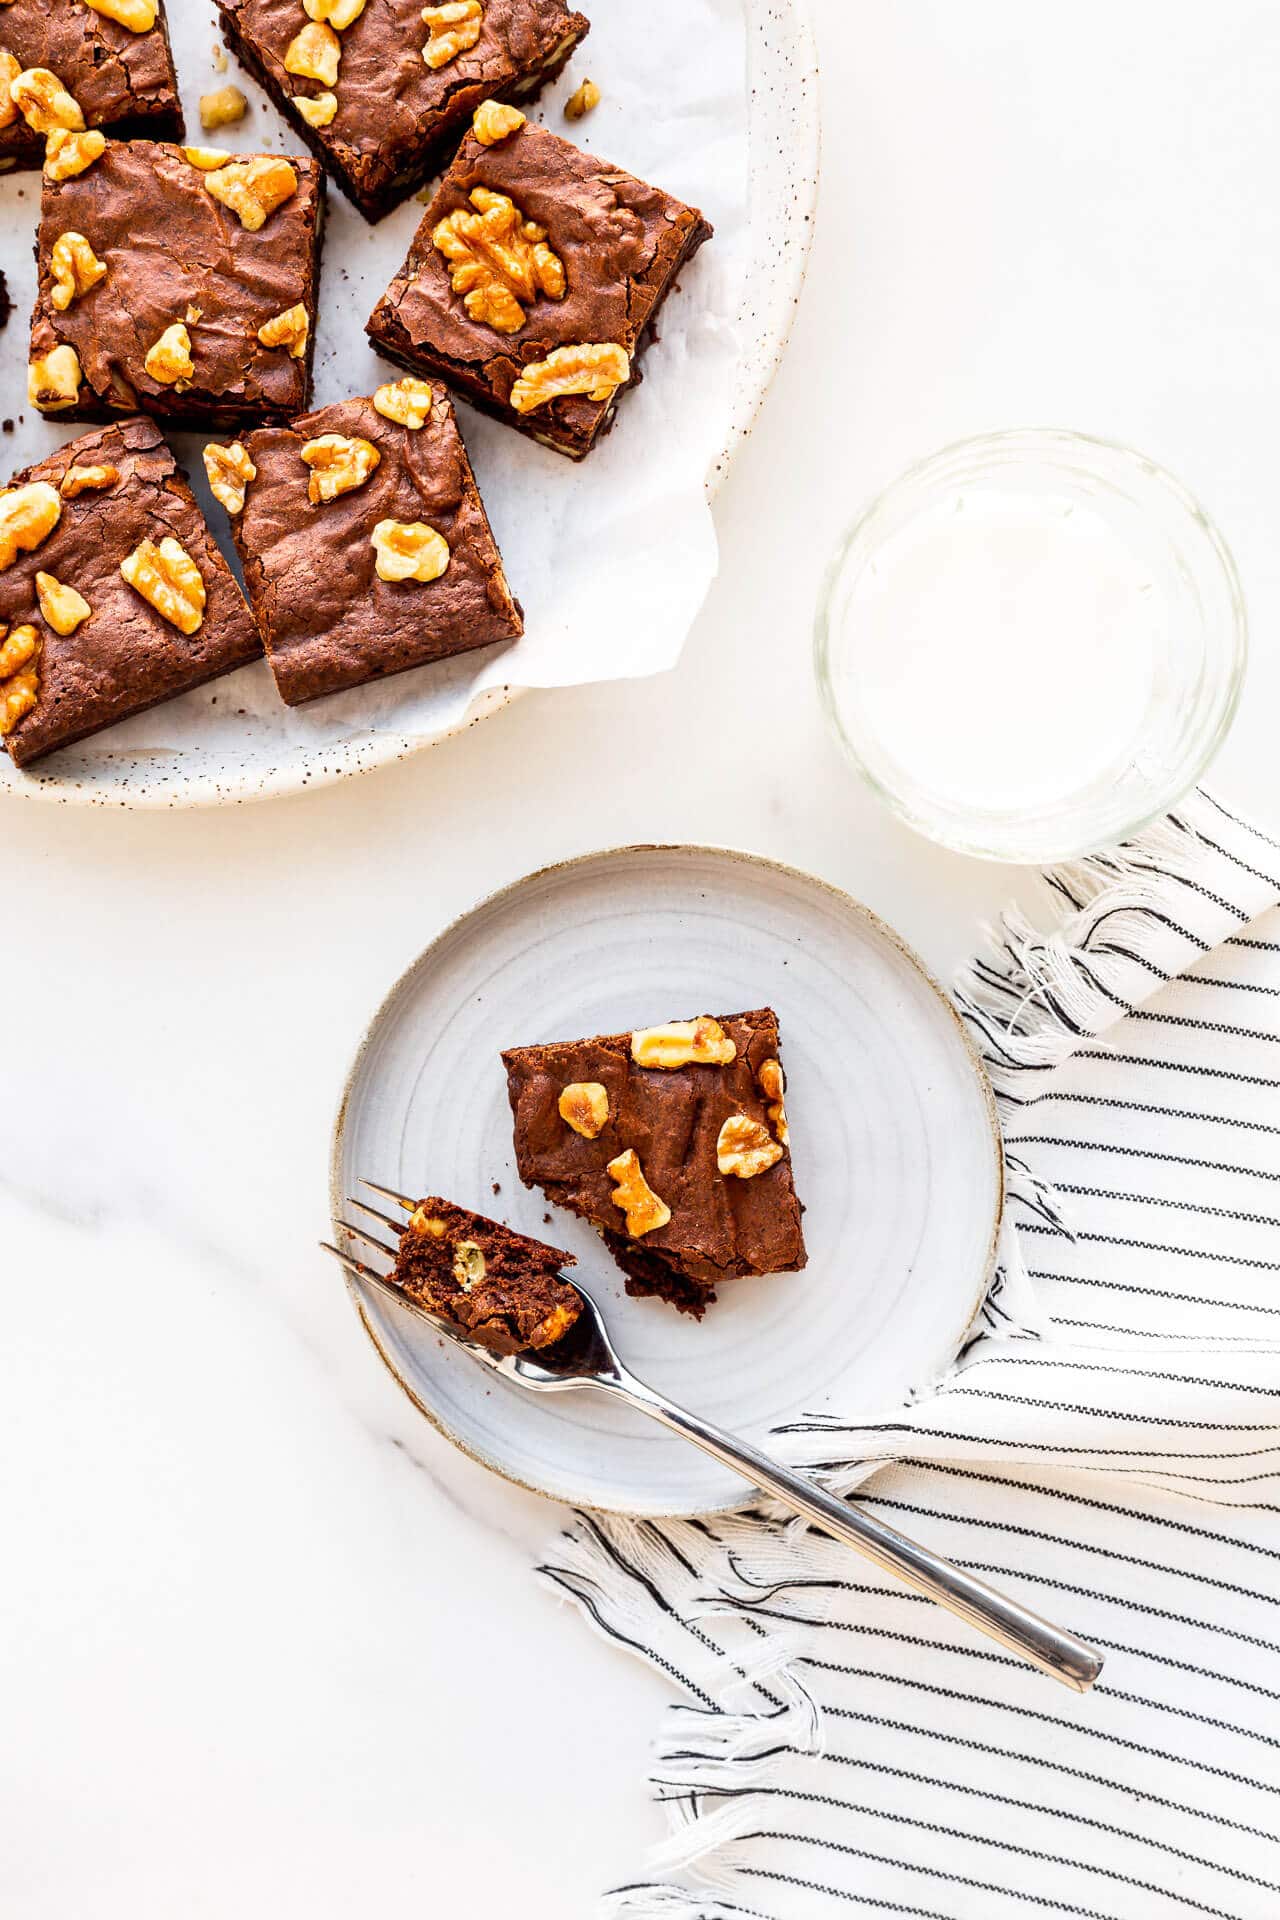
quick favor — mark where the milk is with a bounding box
[833,489,1162,818]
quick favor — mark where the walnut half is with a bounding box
[472,99,525,145]
[373,377,434,429]
[60,463,119,498]
[28,344,83,412]
[0,481,62,571]
[120,536,207,634]
[757,1058,789,1144]
[44,128,106,180]
[143,322,195,387]
[199,85,247,131]
[11,68,85,135]
[306,0,367,23]
[509,343,630,414]
[422,1,483,69]
[0,624,41,737]
[371,519,450,583]
[558,1081,609,1139]
[203,441,257,515]
[607,1150,671,1238]
[49,231,107,312]
[202,156,298,231]
[284,20,341,87]
[35,570,91,636]
[300,434,380,503]
[80,0,158,29]
[433,188,565,335]
[716,1114,783,1180]
[257,303,310,357]
[631,1017,736,1070]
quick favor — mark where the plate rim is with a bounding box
[328,841,1006,1518]
[6,0,822,813]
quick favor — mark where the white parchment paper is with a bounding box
[0,0,748,771]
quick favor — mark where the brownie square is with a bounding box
[366,106,713,459]
[0,417,261,769]
[0,0,183,173]
[216,382,522,705]
[392,1196,581,1354]
[29,140,325,430]
[503,1010,806,1317]
[214,0,589,222]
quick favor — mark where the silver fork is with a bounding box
[324,1180,1103,1693]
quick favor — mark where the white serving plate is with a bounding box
[330,846,1004,1515]
[0,0,819,809]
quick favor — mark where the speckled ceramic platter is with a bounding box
[0,0,819,810]
[330,846,1004,1516]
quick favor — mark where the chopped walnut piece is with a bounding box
[12,68,85,134]
[408,1208,447,1237]
[35,570,91,636]
[510,342,630,414]
[202,441,256,515]
[80,0,158,29]
[202,155,298,230]
[564,77,600,120]
[716,1114,784,1180]
[44,127,106,178]
[607,1149,671,1238]
[120,536,206,634]
[0,621,39,679]
[472,99,525,145]
[28,344,83,411]
[528,1303,577,1346]
[144,322,195,387]
[757,1058,789,1145]
[60,462,119,498]
[294,91,337,128]
[631,1018,737,1070]
[422,1,483,69]
[184,144,233,169]
[257,303,310,357]
[199,84,247,130]
[0,483,62,570]
[558,1081,609,1139]
[373,376,434,429]
[433,187,565,334]
[284,20,341,86]
[0,51,19,130]
[371,519,450,583]
[0,625,41,736]
[305,0,366,23]
[452,1241,486,1291]
[300,433,380,503]
[49,231,107,312]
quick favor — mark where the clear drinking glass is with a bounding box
[814,430,1248,863]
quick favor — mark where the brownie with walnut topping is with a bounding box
[212,382,522,705]
[0,417,260,770]
[29,138,324,429]
[503,1010,805,1318]
[0,0,184,174]
[366,103,713,459]
[392,1196,582,1354]
[213,0,589,223]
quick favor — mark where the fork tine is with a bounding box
[361,1177,417,1212]
[338,1217,400,1263]
[320,1240,417,1313]
[347,1194,407,1237]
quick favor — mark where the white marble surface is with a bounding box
[6,3,1280,1913]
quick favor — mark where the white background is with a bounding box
[5,2,1280,1913]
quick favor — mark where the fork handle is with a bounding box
[605,1369,1103,1693]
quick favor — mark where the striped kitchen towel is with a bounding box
[541,788,1280,1920]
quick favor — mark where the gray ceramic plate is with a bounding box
[330,845,1003,1515]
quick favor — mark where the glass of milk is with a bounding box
[815,431,1247,862]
